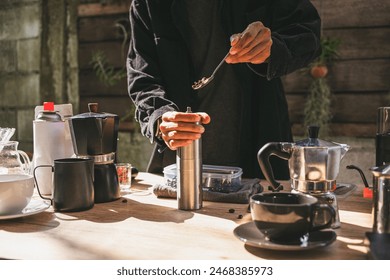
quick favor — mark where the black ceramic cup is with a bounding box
[34,158,94,212]
[250,192,335,242]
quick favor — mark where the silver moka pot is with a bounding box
[257,126,350,193]
[68,103,120,203]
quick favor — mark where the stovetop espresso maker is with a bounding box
[68,103,120,203]
[257,126,350,228]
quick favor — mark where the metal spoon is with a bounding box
[192,52,230,90]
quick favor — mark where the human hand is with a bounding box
[159,111,211,150]
[226,21,272,64]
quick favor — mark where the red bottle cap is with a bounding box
[43,102,54,111]
[363,187,373,199]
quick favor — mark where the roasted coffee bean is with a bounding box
[228,208,235,213]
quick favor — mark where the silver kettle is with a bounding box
[258,126,350,192]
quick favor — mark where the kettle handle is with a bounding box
[33,165,54,205]
[257,142,291,192]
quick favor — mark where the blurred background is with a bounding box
[0,0,389,184]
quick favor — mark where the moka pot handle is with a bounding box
[257,142,291,192]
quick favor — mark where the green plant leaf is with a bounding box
[89,51,127,86]
[318,37,341,65]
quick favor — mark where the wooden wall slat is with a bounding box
[78,15,129,43]
[283,59,390,93]
[331,93,390,122]
[311,0,390,28]
[78,3,130,17]
[323,27,390,60]
[287,92,389,124]
[79,41,128,69]
[79,71,128,96]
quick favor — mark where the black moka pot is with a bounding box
[68,103,120,203]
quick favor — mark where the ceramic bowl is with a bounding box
[0,174,34,215]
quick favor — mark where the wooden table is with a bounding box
[0,172,373,260]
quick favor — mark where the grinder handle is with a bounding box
[257,142,291,192]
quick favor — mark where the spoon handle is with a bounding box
[210,52,230,77]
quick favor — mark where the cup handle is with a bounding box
[311,204,336,231]
[33,165,53,204]
[17,150,32,174]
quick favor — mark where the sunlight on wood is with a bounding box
[337,236,363,244]
[339,210,372,228]
[347,245,368,254]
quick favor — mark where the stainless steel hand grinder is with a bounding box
[176,107,203,210]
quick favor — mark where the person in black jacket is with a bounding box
[126,0,321,179]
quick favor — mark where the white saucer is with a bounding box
[0,199,50,220]
[233,222,336,251]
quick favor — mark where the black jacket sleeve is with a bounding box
[126,0,178,146]
[247,0,322,80]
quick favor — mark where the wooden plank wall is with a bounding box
[285,0,390,137]
[77,0,390,136]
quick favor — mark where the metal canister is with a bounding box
[371,165,390,233]
[176,107,203,210]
